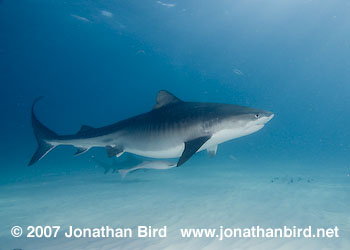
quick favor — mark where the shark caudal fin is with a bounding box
[28,97,58,166]
[118,169,130,179]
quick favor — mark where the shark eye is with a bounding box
[255,114,260,119]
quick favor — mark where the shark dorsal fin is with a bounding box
[154,90,182,109]
[76,125,94,135]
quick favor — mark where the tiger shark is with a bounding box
[28,90,274,166]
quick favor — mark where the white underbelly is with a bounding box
[200,125,264,152]
[119,125,263,159]
[126,144,185,158]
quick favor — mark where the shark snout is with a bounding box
[256,112,274,125]
[267,113,274,122]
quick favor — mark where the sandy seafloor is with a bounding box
[0,157,349,250]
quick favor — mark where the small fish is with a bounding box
[157,1,176,8]
[232,68,244,76]
[101,10,113,18]
[71,14,91,22]
[118,161,176,179]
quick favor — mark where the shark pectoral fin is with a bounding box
[177,135,211,167]
[207,145,218,158]
[105,145,123,158]
[74,147,90,156]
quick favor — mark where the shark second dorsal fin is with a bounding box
[76,125,94,135]
[154,90,182,109]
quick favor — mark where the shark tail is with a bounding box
[118,169,130,179]
[28,97,58,166]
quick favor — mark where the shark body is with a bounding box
[29,90,274,166]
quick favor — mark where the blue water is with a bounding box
[1,0,349,249]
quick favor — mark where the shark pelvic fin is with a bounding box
[76,125,94,135]
[105,145,123,158]
[74,147,90,156]
[177,135,211,167]
[207,145,218,158]
[154,90,183,109]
